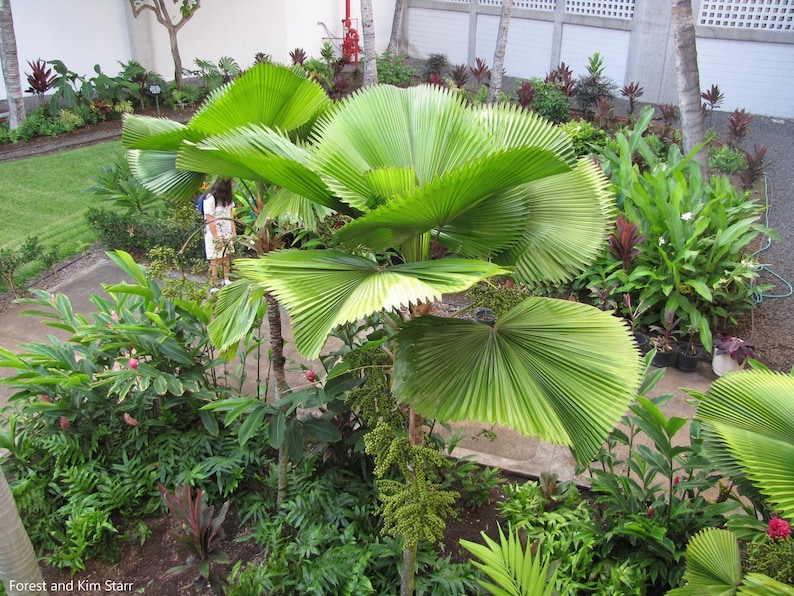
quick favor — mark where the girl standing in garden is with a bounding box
[203,177,236,287]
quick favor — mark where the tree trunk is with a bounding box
[387,0,406,56]
[400,544,417,596]
[671,0,707,171]
[265,292,290,507]
[361,0,378,87]
[487,0,513,104]
[168,27,184,89]
[0,469,48,595]
[0,0,26,130]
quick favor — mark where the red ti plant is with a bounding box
[451,64,469,88]
[727,108,754,149]
[609,214,645,272]
[469,57,491,86]
[620,81,644,123]
[25,59,59,103]
[741,144,767,189]
[545,62,575,96]
[158,483,230,588]
[289,47,307,66]
[516,81,536,110]
[700,83,724,127]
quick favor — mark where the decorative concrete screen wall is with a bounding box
[404,0,794,118]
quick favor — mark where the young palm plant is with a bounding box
[122,62,333,507]
[122,63,644,595]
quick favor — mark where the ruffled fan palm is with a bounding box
[122,63,643,469]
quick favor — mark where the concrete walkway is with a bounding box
[0,253,717,483]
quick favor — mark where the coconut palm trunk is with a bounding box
[487,0,513,104]
[361,0,378,87]
[387,0,406,56]
[0,0,26,129]
[0,469,48,595]
[671,0,707,171]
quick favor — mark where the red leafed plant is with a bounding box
[158,483,230,589]
[609,215,645,272]
[469,57,491,85]
[25,59,59,100]
[516,81,536,110]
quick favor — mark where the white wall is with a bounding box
[404,7,469,64]
[1,0,397,102]
[697,38,794,118]
[559,23,630,85]
[475,14,554,80]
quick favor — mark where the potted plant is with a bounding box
[621,293,650,355]
[712,333,755,376]
[649,309,680,367]
[676,326,705,372]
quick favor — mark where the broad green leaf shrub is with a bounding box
[225,461,479,595]
[0,251,272,572]
[376,52,417,87]
[578,108,775,351]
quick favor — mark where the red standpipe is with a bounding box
[342,0,360,66]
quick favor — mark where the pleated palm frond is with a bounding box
[393,297,643,467]
[190,62,330,136]
[695,371,794,519]
[738,574,794,594]
[333,147,570,253]
[121,62,330,200]
[667,528,742,596]
[127,150,205,202]
[496,158,615,284]
[460,525,557,596]
[255,187,335,231]
[232,250,511,359]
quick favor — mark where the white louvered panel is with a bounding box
[564,0,635,20]
[699,0,793,30]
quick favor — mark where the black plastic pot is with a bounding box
[651,346,677,367]
[634,332,651,355]
[675,345,703,372]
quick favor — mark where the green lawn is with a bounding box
[0,141,124,257]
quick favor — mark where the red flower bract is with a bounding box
[305,370,316,383]
[128,358,138,370]
[767,517,791,540]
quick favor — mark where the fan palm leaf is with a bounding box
[393,297,643,467]
[122,62,330,199]
[233,250,511,359]
[333,147,569,253]
[695,371,794,519]
[667,528,742,596]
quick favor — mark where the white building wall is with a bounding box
[404,7,470,64]
[475,14,554,80]
[697,38,794,118]
[559,23,630,85]
[1,0,396,102]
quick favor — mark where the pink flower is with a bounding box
[110,310,121,322]
[123,413,139,427]
[40,395,52,403]
[673,476,680,486]
[647,507,654,517]
[305,370,316,383]
[59,416,70,430]
[767,517,791,540]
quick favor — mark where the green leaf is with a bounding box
[285,418,304,460]
[301,416,342,443]
[234,250,510,359]
[238,404,267,446]
[269,410,286,448]
[393,297,643,467]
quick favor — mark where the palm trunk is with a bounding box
[387,0,406,56]
[0,469,48,595]
[671,0,707,171]
[487,0,513,105]
[361,0,378,87]
[401,544,417,596]
[266,292,290,507]
[0,0,26,130]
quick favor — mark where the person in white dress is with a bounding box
[202,177,236,286]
